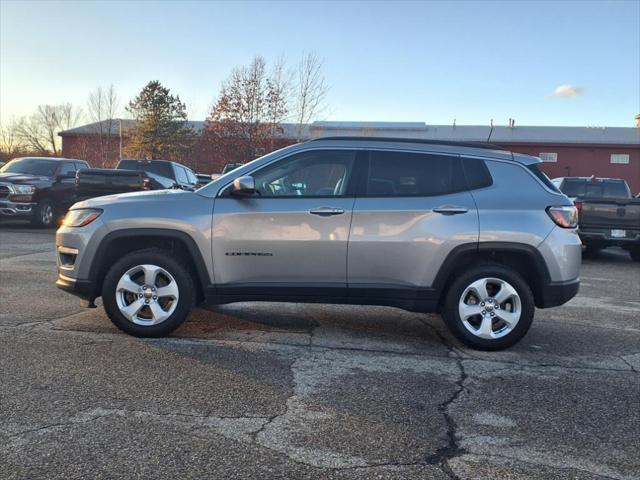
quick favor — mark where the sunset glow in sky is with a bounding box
[1,0,638,126]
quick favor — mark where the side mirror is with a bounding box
[231,176,256,196]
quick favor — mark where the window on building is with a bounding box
[539,152,557,163]
[610,154,630,165]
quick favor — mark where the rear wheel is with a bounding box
[442,264,535,350]
[102,249,195,337]
[630,247,640,262]
[31,199,56,228]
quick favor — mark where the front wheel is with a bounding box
[102,249,195,337]
[31,199,56,228]
[442,264,535,350]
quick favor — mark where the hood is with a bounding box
[0,172,50,183]
[72,188,190,209]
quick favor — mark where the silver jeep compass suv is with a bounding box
[55,138,581,350]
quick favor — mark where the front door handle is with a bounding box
[309,206,345,216]
[433,205,469,215]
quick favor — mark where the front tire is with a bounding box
[442,264,535,350]
[31,199,56,228]
[102,249,195,337]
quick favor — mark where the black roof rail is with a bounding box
[307,136,506,151]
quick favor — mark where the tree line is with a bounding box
[0,53,328,169]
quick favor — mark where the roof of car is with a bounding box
[304,136,541,165]
[12,157,87,163]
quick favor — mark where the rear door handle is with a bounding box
[309,206,345,216]
[433,205,469,215]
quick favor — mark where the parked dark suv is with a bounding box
[0,157,89,227]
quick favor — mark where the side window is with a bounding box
[174,166,189,185]
[251,150,355,197]
[366,151,465,196]
[75,162,88,171]
[462,157,493,190]
[60,162,76,175]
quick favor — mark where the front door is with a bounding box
[211,149,358,299]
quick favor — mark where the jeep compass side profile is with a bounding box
[55,138,581,350]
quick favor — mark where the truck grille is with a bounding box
[0,185,11,200]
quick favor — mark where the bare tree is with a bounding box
[266,56,291,148]
[0,119,23,159]
[14,103,83,155]
[293,52,329,141]
[87,84,120,166]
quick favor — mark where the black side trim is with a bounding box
[207,284,439,313]
[89,228,211,294]
[56,274,94,300]
[539,279,580,308]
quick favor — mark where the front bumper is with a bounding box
[56,273,97,307]
[0,200,35,217]
[537,278,580,308]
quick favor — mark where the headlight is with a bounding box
[13,184,36,194]
[62,208,103,227]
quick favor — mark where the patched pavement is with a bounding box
[1,221,639,479]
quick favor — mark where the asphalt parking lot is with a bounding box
[1,220,639,480]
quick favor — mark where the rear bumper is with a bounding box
[537,278,580,308]
[580,228,640,247]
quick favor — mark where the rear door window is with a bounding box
[365,151,465,196]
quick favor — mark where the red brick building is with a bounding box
[60,120,640,192]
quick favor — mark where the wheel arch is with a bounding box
[433,242,551,309]
[89,228,210,303]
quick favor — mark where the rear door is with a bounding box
[347,150,479,301]
[211,149,358,298]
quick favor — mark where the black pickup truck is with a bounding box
[76,159,198,201]
[553,176,640,260]
[0,157,89,227]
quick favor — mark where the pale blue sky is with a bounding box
[1,0,638,126]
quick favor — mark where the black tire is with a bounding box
[582,243,601,258]
[630,248,640,262]
[31,199,56,228]
[102,249,195,337]
[442,263,535,351]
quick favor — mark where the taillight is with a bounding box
[546,206,578,228]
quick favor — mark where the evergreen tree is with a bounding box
[125,81,195,162]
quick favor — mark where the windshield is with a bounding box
[0,158,59,176]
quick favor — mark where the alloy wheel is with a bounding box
[115,264,179,326]
[458,277,522,339]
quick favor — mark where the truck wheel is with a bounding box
[630,248,640,262]
[442,264,535,351]
[102,249,195,337]
[31,199,56,228]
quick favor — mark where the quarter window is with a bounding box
[251,150,355,197]
[365,151,465,196]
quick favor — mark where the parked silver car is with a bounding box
[55,138,581,350]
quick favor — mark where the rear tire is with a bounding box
[442,263,535,351]
[102,249,195,337]
[31,199,56,228]
[582,243,601,258]
[630,247,640,262]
